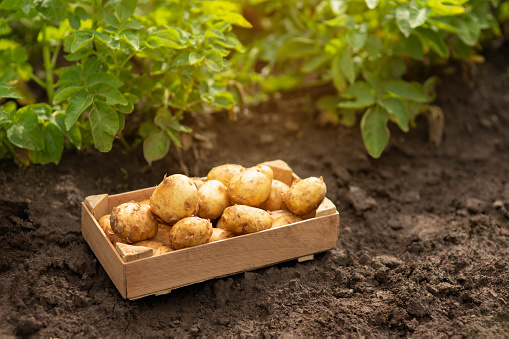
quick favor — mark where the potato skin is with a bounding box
[152,223,172,246]
[284,176,327,216]
[110,202,158,243]
[150,174,199,224]
[207,228,236,243]
[271,214,303,228]
[207,164,245,186]
[227,165,273,207]
[219,205,272,234]
[259,180,289,211]
[169,217,213,250]
[98,214,124,245]
[197,180,229,220]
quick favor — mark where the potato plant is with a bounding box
[0,0,251,164]
[237,0,502,157]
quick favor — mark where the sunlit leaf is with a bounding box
[361,106,389,158]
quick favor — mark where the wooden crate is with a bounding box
[81,160,340,300]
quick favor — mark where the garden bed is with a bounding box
[0,47,508,337]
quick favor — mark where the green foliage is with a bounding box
[239,0,502,157]
[0,0,250,164]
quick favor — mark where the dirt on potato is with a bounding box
[1,46,509,337]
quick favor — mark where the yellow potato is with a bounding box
[284,176,327,216]
[207,228,236,243]
[271,214,303,228]
[110,201,158,243]
[98,214,124,245]
[227,165,273,207]
[259,180,289,211]
[138,199,150,205]
[216,217,226,229]
[134,240,173,255]
[269,209,294,220]
[150,174,199,224]
[169,216,213,250]
[197,180,229,220]
[191,177,206,189]
[207,164,246,186]
[219,205,272,234]
[151,222,172,246]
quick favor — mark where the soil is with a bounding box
[1,46,509,338]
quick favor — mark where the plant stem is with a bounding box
[42,26,55,103]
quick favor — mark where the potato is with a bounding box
[207,164,245,186]
[219,205,272,234]
[227,165,273,206]
[138,199,150,205]
[216,217,226,229]
[150,174,199,224]
[191,177,206,189]
[284,176,327,216]
[269,209,294,220]
[259,180,289,211]
[271,214,303,228]
[151,222,172,246]
[197,180,229,220]
[207,228,236,243]
[110,201,158,243]
[169,216,213,250]
[134,240,173,255]
[98,214,124,245]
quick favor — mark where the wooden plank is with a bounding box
[84,194,108,220]
[316,197,337,217]
[81,202,127,298]
[107,186,156,214]
[125,212,339,299]
[116,243,153,262]
[260,159,294,186]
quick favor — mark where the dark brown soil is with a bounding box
[1,46,509,338]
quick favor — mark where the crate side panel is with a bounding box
[81,203,127,298]
[125,213,339,298]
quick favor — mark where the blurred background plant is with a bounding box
[0,0,506,165]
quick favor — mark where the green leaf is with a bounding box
[205,49,223,72]
[65,91,93,130]
[456,13,481,47]
[395,6,412,37]
[53,85,85,105]
[277,37,318,59]
[366,35,382,57]
[427,18,459,34]
[400,35,424,60]
[116,0,137,22]
[104,12,120,29]
[340,49,355,85]
[166,129,182,148]
[121,19,143,31]
[122,31,140,51]
[409,3,429,28]
[339,82,376,109]
[383,80,429,102]
[213,91,235,108]
[89,83,128,105]
[414,28,449,58]
[301,53,329,73]
[86,72,123,88]
[143,129,169,164]
[361,106,389,158]
[55,65,82,87]
[380,98,409,132]
[365,0,379,9]
[0,0,23,10]
[7,107,45,151]
[331,54,347,93]
[0,84,22,99]
[34,0,66,25]
[348,23,368,49]
[216,12,252,28]
[28,122,64,165]
[154,108,172,130]
[52,112,82,149]
[70,32,94,53]
[89,102,118,152]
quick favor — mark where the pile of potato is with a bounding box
[97,163,327,255]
